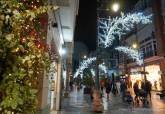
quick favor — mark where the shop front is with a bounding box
[129,64,162,91]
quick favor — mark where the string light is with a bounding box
[99,63,107,73]
[115,46,143,65]
[37,44,41,48]
[91,69,95,76]
[98,12,152,48]
[74,58,108,77]
[74,57,96,77]
[21,38,26,43]
[15,48,19,52]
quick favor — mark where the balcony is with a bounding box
[143,49,157,59]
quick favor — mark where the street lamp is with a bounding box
[112,2,120,12]
[132,43,138,49]
[59,48,66,55]
[83,55,87,59]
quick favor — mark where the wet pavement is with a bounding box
[51,88,165,114]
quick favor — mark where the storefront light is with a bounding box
[59,48,66,55]
[130,65,162,90]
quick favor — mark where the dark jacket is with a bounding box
[133,83,139,95]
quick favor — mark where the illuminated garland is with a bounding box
[90,69,95,76]
[74,58,108,77]
[74,57,96,77]
[74,12,151,78]
[98,12,152,47]
[115,46,143,65]
[99,63,107,74]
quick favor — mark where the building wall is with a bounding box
[48,0,79,112]
[119,0,165,90]
[47,10,64,54]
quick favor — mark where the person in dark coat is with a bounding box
[106,81,112,99]
[120,80,127,101]
[145,80,152,99]
[112,82,118,95]
[133,80,139,102]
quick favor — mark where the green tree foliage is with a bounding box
[0,0,58,113]
[83,69,94,87]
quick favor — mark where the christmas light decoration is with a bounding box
[115,46,143,65]
[91,69,95,76]
[74,58,108,78]
[74,57,96,77]
[98,13,152,47]
[99,63,107,73]
[0,0,58,113]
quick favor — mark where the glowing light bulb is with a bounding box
[132,43,138,49]
[112,3,120,12]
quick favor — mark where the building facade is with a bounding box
[118,0,165,91]
[37,0,79,114]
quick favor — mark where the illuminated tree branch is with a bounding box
[115,46,143,65]
[98,12,152,47]
[99,63,107,74]
[74,57,96,77]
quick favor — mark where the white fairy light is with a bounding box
[90,64,107,77]
[98,12,152,47]
[49,62,56,79]
[99,63,107,74]
[74,57,96,77]
[74,60,108,78]
[91,69,95,76]
[115,46,143,65]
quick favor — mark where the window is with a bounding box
[151,31,155,39]
[153,42,157,55]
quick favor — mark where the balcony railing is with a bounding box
[143,49,157,59]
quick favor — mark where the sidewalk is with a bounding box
[51,88,165,114]
[51,89,92,114]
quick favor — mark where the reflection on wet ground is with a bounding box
[51,88,165,114]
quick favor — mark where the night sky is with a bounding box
[74,0,139,52]
[74,0,97,52]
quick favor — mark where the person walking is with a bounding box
[69,81,73,91]
[133,80,140,103]
[112,82,118,95]
[145,80,152,99]
[116,81,121,95]
[100,80,105,97]
[105,80,112,99]
[120,80,127,101]
[154,80,157,90]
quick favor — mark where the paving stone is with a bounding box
[51,88,165,114]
